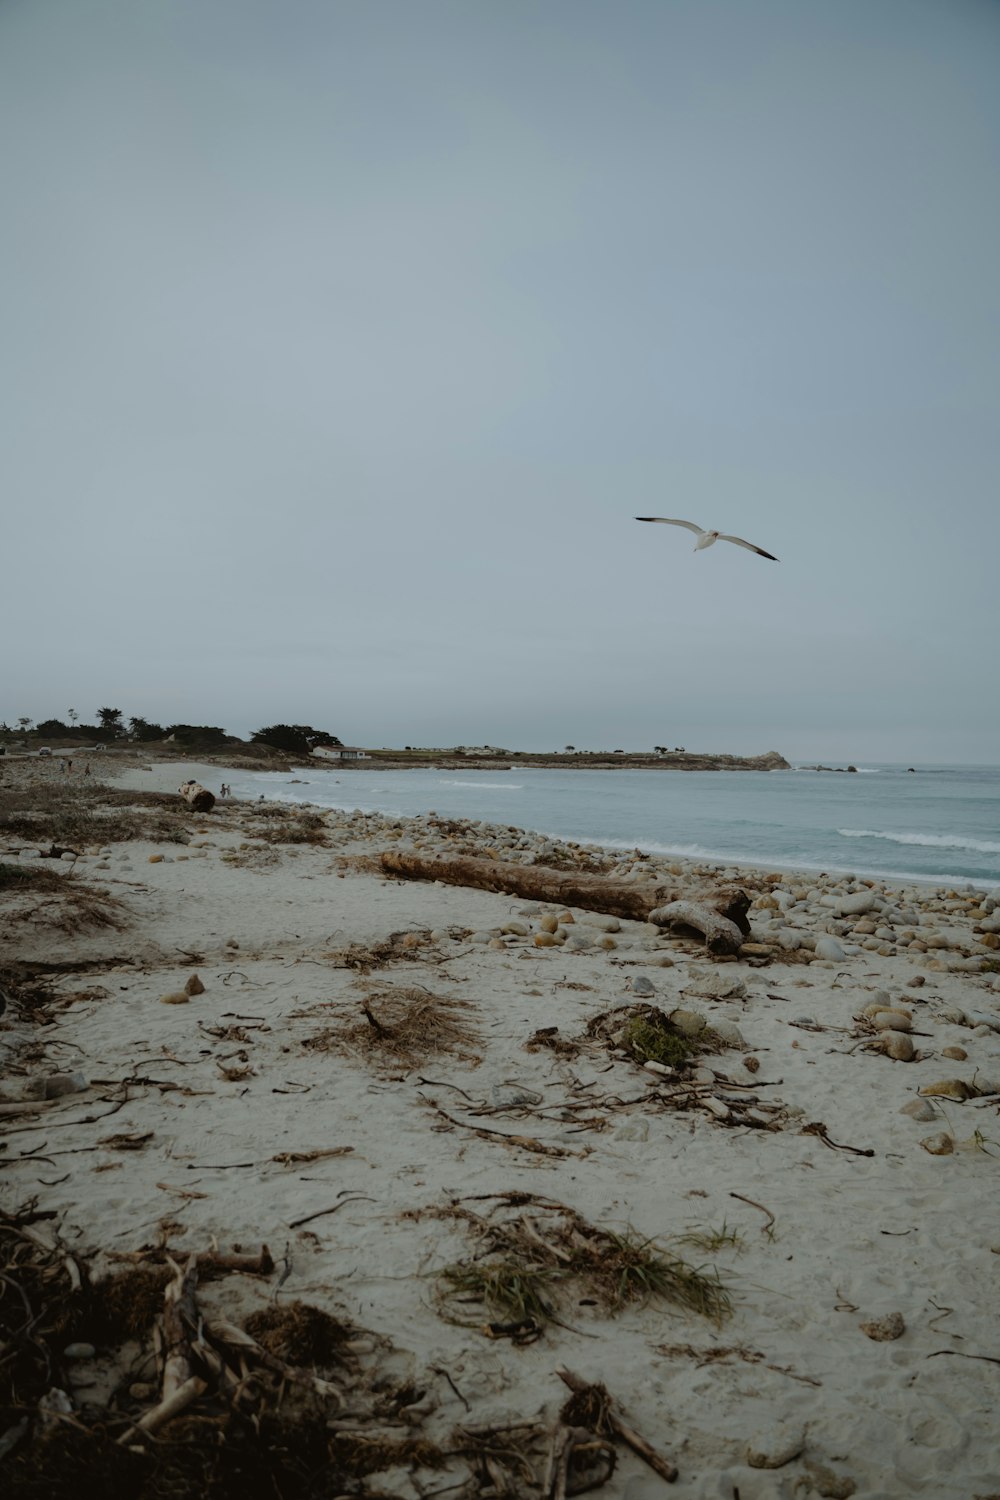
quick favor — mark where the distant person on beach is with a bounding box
[83,762,90,777]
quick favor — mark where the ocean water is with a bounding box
[225,763,1000,889]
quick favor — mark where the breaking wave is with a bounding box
[838,829,1000,855]
[437,779,524,790]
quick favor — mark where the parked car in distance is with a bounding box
[38,747,52,757]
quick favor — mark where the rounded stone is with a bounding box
[883,1031,914,1061]
[859,1310,905,1341]
[746,1422,805,1469]
[872,1011,912,1032]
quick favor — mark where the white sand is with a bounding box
[3,759,1000,1497]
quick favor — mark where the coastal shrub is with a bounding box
[164,723,230,746]
[251,724,342,753]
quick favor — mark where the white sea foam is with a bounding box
[838,828,1000,855]
[437,779,524,789]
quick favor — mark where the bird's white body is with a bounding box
[635,516,778,562]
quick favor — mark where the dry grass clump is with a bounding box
[306,984,480,1067]
[243,806,328,845]
[0,782,192,847]
[0,863,128,932]
[321,929,437,972]
[222,843,283,872]
[435,1198,732,1333]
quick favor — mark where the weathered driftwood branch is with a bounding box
[647,901,744,956]
[178,780,215,812]
[161,1255,200,1403]
[119,1255,203,1444]
[121,1245,274,1278]
[379,851,749,939]
[556,1367,678,1484]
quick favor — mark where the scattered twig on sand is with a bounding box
[423,1100,581,1159]
[271,1147,354,1166]
[927,1350,1000,1367]
[801,1121,875,1157]
[288,1195,376,1230]
[729,1192,777,1237]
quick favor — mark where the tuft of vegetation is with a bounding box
[622,1013,697,1068]
[676,1221,745,1254]
[587,1004,720,1069]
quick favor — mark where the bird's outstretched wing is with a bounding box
[635,516,704,535]
[718,534,779,561]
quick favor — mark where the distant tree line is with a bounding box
[0,710,342,754]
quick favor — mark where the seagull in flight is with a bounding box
[635,516,779,561]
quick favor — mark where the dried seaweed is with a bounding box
[305,984,480,1067]
[0,864,128,933]
[434,1199,732,1333]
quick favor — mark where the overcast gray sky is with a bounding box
[3,0,998,762]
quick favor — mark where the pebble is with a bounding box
[901,1098,939,1121]
[683,974,746,1000]
[38,1072,89,1099]
[883,1031,915,1061]
[859,1310,905,1341]
[805,1462,858,1498]
[746,1422,805,1469]
[668,1007,708,1037]
[872,1011,912,1032]
[920,1132,955,1155]
[631,976,655,996]
[710,1019,746,1048]
[919,1078,975,1100]
[63,1343,96,1361]
[814,936,847,961]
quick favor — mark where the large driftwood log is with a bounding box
[378,851,749,941]
[178,780,215,812]
[647,901,744,956]
[380,850,674,920]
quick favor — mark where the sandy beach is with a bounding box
[3,758,1000,1499]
